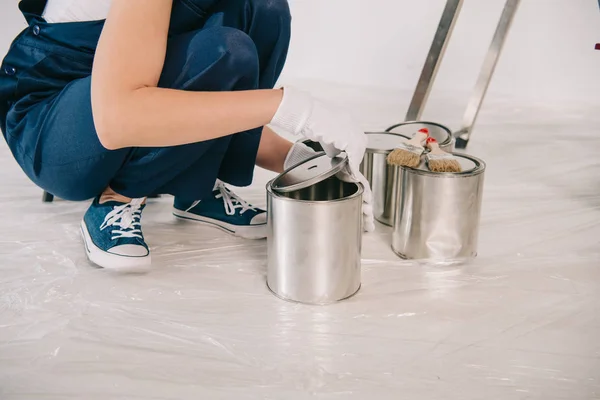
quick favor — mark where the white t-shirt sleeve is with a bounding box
[43,0,112,23]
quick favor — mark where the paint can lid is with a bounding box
[365,132,410,154]
[271,152,348,193]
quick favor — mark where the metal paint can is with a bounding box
[391,153,486,264]
[267,153,363,304]
[359,124,452,226]
[359,132,409,226]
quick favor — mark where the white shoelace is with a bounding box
[185,181,256,216]
[99,198,145,240]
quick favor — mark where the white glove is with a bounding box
[270,87,367,172]
[271,88,375,232]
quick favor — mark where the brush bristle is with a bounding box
[387,142,424,167]
[387,149,422,168]
[426,156,462,173]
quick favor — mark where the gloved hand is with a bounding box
[270,87,367,173]
[271,87,375,232]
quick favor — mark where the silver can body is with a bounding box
[266,177,363,304]
[360,150,399,226]
[391,154,486,263]
[360,124,454,226]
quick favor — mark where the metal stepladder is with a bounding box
[385,0,521,149]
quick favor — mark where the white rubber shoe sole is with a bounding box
[80,220,152,271]
[172,208,267,240]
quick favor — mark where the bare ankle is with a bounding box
[99,187,144,204]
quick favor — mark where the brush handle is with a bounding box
[426,138,446,156]
[407,129,429,146]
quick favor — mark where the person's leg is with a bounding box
[171,0,294,239]
[28,28,259,201]
[106,26,260,201]
[87,26,263,268]
[105,0,293,205]
[205,0,294,182]
[20,26,262,270]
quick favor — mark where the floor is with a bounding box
[0,85,599,399]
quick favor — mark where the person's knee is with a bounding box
[188,27,259,86]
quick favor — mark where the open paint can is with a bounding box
[267,153,363,304]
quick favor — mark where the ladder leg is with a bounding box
[402,0,464,123]
[454,0,521,149]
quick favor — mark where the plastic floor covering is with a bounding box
[1,86,599,399]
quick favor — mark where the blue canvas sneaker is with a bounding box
[80,197,151,270]
[172,180,267,239]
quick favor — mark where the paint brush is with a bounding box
[386,128,429,168]
[425,137,462,173]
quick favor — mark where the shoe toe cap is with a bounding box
[108,244,149,257]
[250,212,267,226]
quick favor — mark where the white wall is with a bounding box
[279,0,600,105]
[0,2,27,55]
[1,0,599,105]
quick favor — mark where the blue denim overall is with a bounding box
[0,0,291,201]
